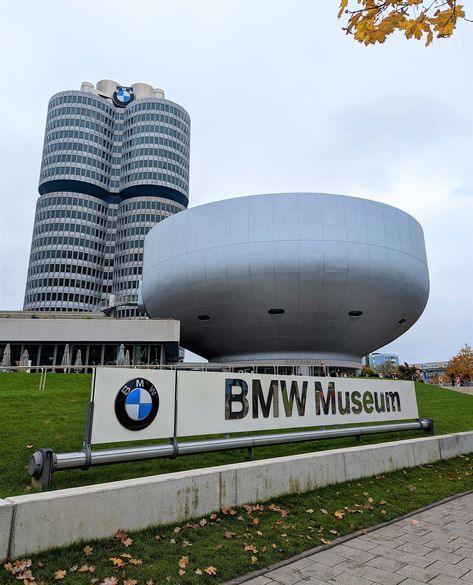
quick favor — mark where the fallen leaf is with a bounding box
[320,538,333,545]
[120,554,132,559]
[109,557,124,567]
[26,445,33,448]
[320,508,328,514]
[129,558,143,566]
[410,519,419,526]
[199,519,207,527]
[408,485,416,493]
[83,545,93,556]
[334,510,345,519]
[224,531,236,539]
[251,555,258,564]
[146,581,154,585]
[122,537,133,547]
[101,578,119,585]
[91,579,99,584]
[173,527,181,534]
[205,566,217,575]
[178,569,186,576]
[209,513,217,521]
[178,556,189,569]
[124,580,138,585]
[195,569,203,575]
[54,570,67,580]
[306,509,314,514]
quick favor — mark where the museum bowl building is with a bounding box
[141,193,429,373]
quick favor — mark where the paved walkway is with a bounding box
[245,492,473,585]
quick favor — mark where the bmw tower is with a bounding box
[23,80,190,318]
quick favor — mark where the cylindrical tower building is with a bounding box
[24,80,190,317]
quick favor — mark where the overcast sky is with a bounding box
[0,0,471,364]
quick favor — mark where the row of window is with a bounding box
[42,153,110,172]
[51,94,114,113]
[125,113,188,133]
[121,171,187,192]
[122,159,188,181]
[43,141,114,163]
[25,291,100,304]
[46,117,113,138]
[28,248,104,266]
[123,135,189,158]
[45,129,110,148]
[123,147,188,169]
[33,221,105,240]
[36,208,107,225]
[48,106,113,127]
[37,195,108,214]
[129,99,189,124]
[40,165,108,185]
[28,260,104,280]
[116,225,154,239]
[124,124,189,148]
[31,236,104,251]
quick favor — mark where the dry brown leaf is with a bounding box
[101,578,119,585]
[178,556,189,569]
[194,568,203,575]
[122,537,133,547]
[83,545,93,556]
[410,519,419,526]
[209,513,217,521]
[178,569,186,576]
[120,553,132,559]
[224,531,236,539]
[251,555,258,564]
[109,557,125,567]
[124,580,138,585]
[54,570,67,580]
[205,566,217,575]
[129,558,143,566]
[334,510,345,519]
[320,537,333,545]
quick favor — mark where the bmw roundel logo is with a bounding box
[112,86,135,108]
[114,378,159,431]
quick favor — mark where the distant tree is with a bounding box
[361,364,376,377]
[338,0,468,46]
[398,362,417,380]
[446,343,473,379]
[375,360,398,378]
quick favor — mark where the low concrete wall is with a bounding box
[2,431,473,560]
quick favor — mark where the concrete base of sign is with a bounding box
[0,500,14,561]
[2,431,473,560]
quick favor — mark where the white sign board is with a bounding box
[90,368,176,444]
[176,372,419,437]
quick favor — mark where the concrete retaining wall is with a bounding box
[2,431,473,560]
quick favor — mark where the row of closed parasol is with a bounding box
[0,343,131,370]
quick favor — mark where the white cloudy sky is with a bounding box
[0,0,471,364]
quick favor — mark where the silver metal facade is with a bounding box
[142,193,430,365]
[24,82,190,317]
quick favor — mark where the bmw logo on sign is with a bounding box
[112,86,135,108]
[114,378,159,431]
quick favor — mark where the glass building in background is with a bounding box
[23,80,190,318]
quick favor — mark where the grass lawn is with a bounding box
[0,372,472,498]
[2,455,473,584]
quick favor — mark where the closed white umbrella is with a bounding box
[74,349,83,373]
[19,349,29,367]
[1,343,11,368]
[61,344,71,372]
[117,343,126,366]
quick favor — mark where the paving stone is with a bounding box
[362,567,406,584]
[366,555,407,572]
[396,563,440,583]
[300,562,344,581]
[325,572,373,585]
[264,567,307,584]
[244,577,273,585]
[429,575,469,585]
[427,560,470,579]
[309,550,346,567]
[425,549,466,564]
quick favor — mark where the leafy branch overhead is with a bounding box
[338,0,468,46]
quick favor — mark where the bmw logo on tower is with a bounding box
[114,378,159,431]
[112,85,135,107]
